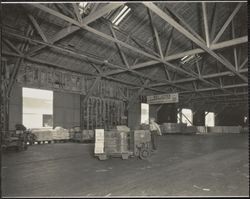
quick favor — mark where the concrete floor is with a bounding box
[2,134,249,197]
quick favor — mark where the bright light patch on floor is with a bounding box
[22,87,53,128]
[205,112,215,127]
[141,103,149,124]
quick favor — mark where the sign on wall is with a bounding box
[147,93,179,104]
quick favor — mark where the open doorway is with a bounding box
[141,103,149,124]
[22,87,53,128]
[205,112,215,127]
[178,108,193,126]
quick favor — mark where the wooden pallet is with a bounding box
[34,140,53,144]
[95,151,132,160]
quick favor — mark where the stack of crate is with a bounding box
[31,128,53,142]
[52,127,70,140]
[69,128,75,140]
[119,131,129,152]
[116,125,130,153]
[104,131,119,153]
[104,130,129,154]
[72,127,80,141]
[95,129,104,154]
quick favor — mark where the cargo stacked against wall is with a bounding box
[17,64,86,94]
[81,79,136,130]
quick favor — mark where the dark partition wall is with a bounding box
[157,104,177,124]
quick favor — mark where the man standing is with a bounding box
[149,118,162,151]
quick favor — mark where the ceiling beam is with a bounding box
[28,14,49,43]
[2,50,165,94]
[2,38,22,55]
[103,36,248,76]
[29,4,208,81]
[31,3,248,84]
[212,3,243,44]
[28,3,124,56]
[164,27,174,57]
[150,68,247,87]
[4,30,248,95]
[164,6,206,44]
[31,4,160,61]
[128,67,160,109]
[231,19,238,71]
[28,4,204,93]
[147,8,163,58]
[81,3,124,25]
[143,3,247,82]
[180,83,248,94]
[239,57,248,70]
[72,3,82,23]
[202,2,210,47]
[3,29,191,93]
[181,91,248,100]
[109,24,130,69]
[209,3,218,42]
[3,29,127,71]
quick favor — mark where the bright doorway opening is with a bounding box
[22,87,53,128]
[178,108,193,126]
[141,103,149,124]
[205,112,215,127]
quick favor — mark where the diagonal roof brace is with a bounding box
[143,2,247,83]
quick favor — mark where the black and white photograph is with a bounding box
[0,0,249,197]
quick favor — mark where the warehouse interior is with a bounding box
[1,1,249,197]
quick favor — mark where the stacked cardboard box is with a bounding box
[52,127,70,140]
[95,129,104,154]
[104,131,119,153]
[31,128,53,141]
[120,132,128,152]
[104,130,129,154]
[116,125,130,153]
[69,128,75,139]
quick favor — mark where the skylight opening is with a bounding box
[79,2,88,15]
[180,54,201,65]
[112,5,131,26]
[79,2,88,8]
